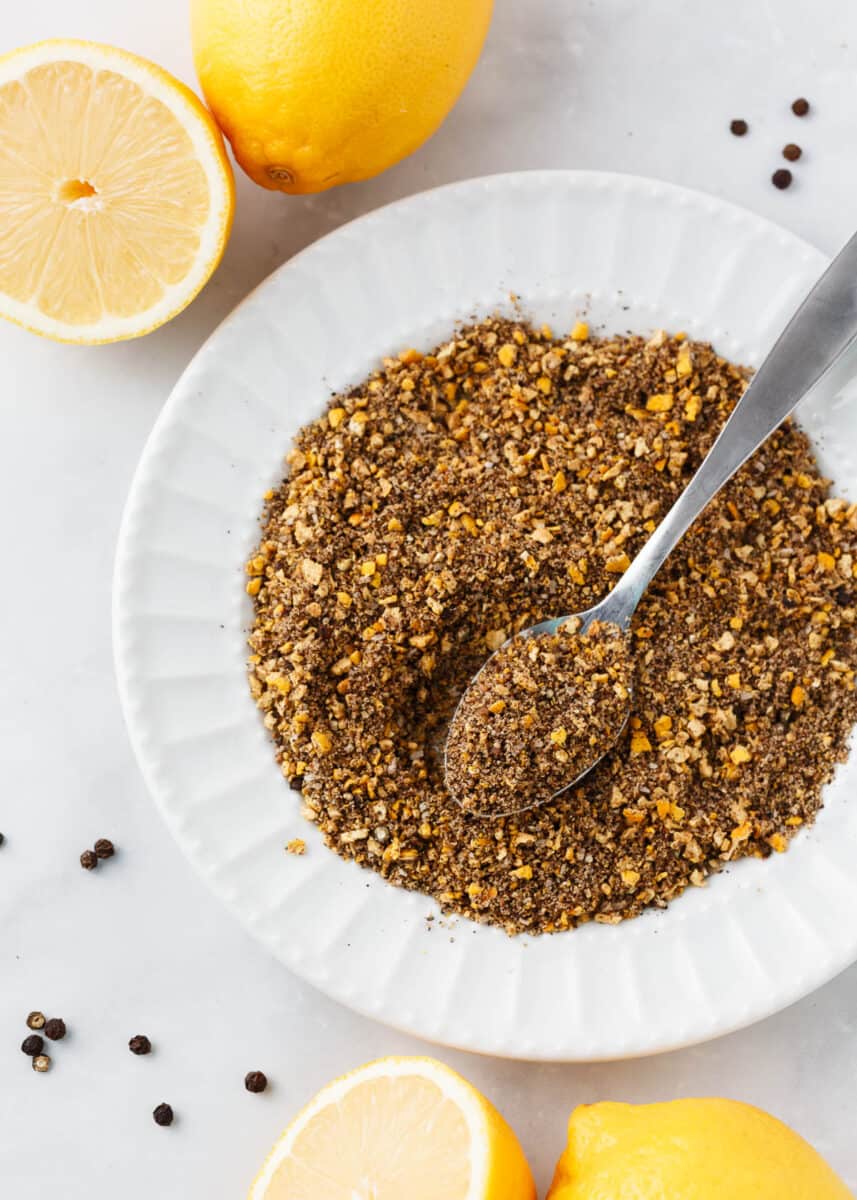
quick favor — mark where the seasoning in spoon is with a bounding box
[445,619,633,816]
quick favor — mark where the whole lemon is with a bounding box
[548,1100,853,1200]
[191,0,494,194]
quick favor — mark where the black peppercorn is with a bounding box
[792,97,810,116]
[80,849,97,870]
[783,143,802,162]
[44,1018,66,1041]
[94,838,115,859]
[729,118,748,136]
[772,168,793,190]
[22,1034,44,1057]
[26,1011,46,1030]
[129,1035,152,1056]
[0,832,4,846]
[244,1071,268,1093]
[153,1103,174,1127]
[288,775,304,792]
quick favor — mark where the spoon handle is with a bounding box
[606,228,857,625]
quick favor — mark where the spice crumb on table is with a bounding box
[248,317,857,934]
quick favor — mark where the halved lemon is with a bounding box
[0,40,234,343]
[249,1056,536,1200]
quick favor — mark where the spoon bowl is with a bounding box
[443,609,634,819]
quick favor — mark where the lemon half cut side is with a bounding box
[0,39,234,343]
[248,1056,536,1200]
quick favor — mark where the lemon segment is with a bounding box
[0,40,234,343]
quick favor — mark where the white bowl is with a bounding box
[114,171,857,1061]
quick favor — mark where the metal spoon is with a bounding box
[444,229,857,817]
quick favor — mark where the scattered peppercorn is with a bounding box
[44,1018,66,1041]
[783,143,802,162]
[772,168,793,190]
[26,1011,46,1030]
[792,97,810,116]
[129,1035,152,1056]
[21,1034,44,1057]
[0,832,4,846]
[153,1103,174,1127]
[244,1071,268,1094]
[80,849,97,870]
[288,775,304,792]
[729,118,748,136]
[32,1054,51,1073]
[94,838,115,859]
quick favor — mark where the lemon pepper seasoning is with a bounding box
[249,318,857,934]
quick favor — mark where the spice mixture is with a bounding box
[445,619,632,816]
[248,317,857,934]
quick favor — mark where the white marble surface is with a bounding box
[2,1,857,1195]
